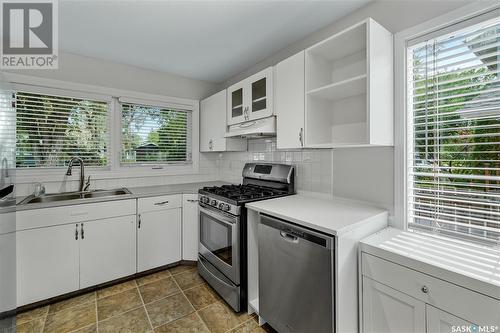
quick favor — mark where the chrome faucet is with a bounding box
[66,156,87,192]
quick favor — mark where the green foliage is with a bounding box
[16,93,108,168]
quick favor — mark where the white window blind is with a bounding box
[15,91,109,168]
[121,102,192,165]
[407,16,500,245]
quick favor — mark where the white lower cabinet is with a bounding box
[137,195,182,272]
[182,194,199,261]
[426,305,473,333]
[0,211,16,313]
[362,277,425,333]
[360,251,498,333]
[79,216,136,288]
[17,224,80,306]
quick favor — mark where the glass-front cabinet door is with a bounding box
[227,81,247,125]
[248,66,273,120]
[227,67,274,126]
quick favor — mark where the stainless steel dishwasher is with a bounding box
[258,213,335,333]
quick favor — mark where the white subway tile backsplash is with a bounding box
[209,138,333,195]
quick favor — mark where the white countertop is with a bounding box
[246,193,388,236]
[360,227,500,298]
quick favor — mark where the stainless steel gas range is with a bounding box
[197,163,295,312]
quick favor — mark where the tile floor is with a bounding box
[8,265,275,333]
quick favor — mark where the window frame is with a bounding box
[394,3,500,233]
[6,73,200,184]
[118,97,194,167]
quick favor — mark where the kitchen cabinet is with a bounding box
[17,224,80,306]
[360,229,500,333]
[16,199,136,306]
[305,18,393,147]
[227,67,274,126]
[426,305,474,333]
[182,194,199,261]
[362,277,425,333]
[0,210,15,313]
[137,195,182,272]
[79,216,136,288]
[275,51,305,149]
[200,90,246,152]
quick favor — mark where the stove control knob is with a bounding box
[222,204,231,212]
[201,196,209,204]
[211,199,217,206]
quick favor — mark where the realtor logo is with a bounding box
[1,0,58,68]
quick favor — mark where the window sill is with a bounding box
[360,227,500,297]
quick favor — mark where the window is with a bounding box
[120,102,192,165]
[15,91,109,168]
[407,16,500,244]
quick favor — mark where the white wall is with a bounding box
[7,52,218,100]
[211,0,472,216]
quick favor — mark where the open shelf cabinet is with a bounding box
[304,18,393,148]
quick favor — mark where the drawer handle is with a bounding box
[70,211,88,216]
[421,285,429,294]
[154,201,169,206]
[187,199,198,203]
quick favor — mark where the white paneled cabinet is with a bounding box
[182,194,199,261]
[79,216,136,288]
[200,90,246,152]
[17,224,80,306]
[227,67,274,125]
[427,305,473,333]
[0,211,16,313]
[362,277,426,333]
[137,195,182,272]
[15,193,204,307]
[276,51,305,149]
[360,232,500,333]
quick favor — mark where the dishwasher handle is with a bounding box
[260,213,334,249]
[280,231,299,243]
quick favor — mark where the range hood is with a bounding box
[225,116,276,138]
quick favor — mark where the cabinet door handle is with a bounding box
[154,201,169,206]
[80,223,84,239]
[187,199,199,203]
[75,224,78,240]
[138,214,141,229]
[209,139,213,150]
[421,285,429,294]
[299,127,304,146]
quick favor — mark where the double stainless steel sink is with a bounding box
[18,188,131,205]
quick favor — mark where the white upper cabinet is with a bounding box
[304,18,393,148]
[276,51,305,149]
[200,90,246,152]
[227,67,274,126]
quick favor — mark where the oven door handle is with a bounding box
[199,205,237,225]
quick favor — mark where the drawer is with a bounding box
[138,194,182,213]
[16,199,136,231]
[362,253,500,326]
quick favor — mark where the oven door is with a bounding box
[199,203,240,284]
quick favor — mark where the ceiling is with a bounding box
[60,0,370,83]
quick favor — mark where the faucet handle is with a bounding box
[33,183,45,197]
[83,176,91,192]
